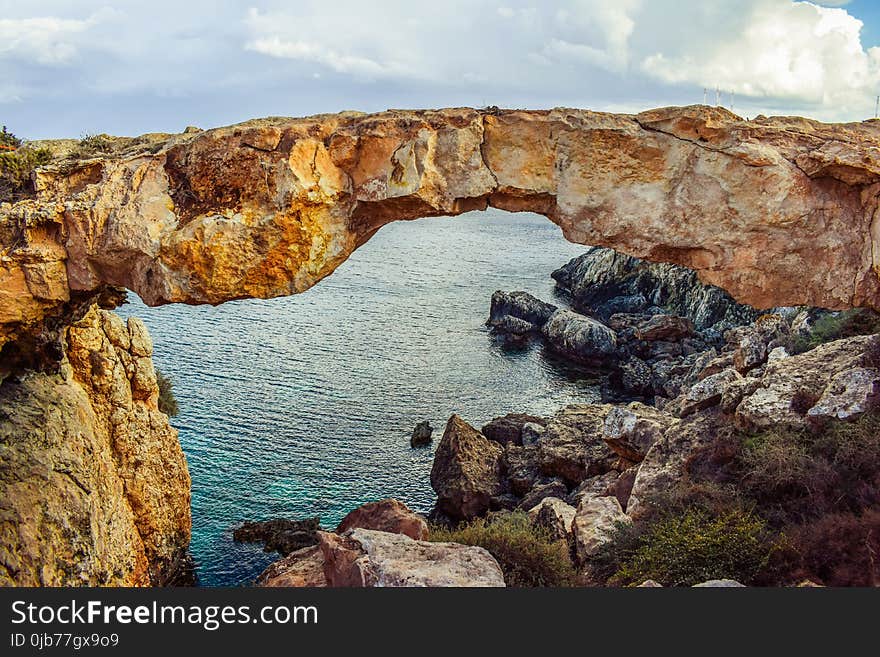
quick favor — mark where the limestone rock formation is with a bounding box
[6,105,880,365]
[0,306,191,586]
[318,529,506,587]
[336,499,429,541]
[430,415,504,520]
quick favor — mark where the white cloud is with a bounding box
[639,1,880,113]
[0,12,110,65]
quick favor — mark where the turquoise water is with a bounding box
[119,210,600,586]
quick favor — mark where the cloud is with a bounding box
[638,1,880,113]
[0,11,112,65]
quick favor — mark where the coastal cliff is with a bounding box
[0,305,190,586]
[4,104,880,586]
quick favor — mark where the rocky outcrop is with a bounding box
[430,415,504,520]
[0,305,191,586]
[552,247,759,332]
[318,529,505,587]
[542,309,619,365]
[336,499,428,541]
[232,517,320,556]
[255,545,327,587]
[6,105,880,365]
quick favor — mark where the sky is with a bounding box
[3,0,880,139]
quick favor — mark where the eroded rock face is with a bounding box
[6,105,880,358]
[0,306,191,586]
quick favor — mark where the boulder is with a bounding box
[566,471,620,507]
[336,499,429,541]
[481,413,546,446]
[410,420,433,447]
[488,291,557,332]
[630,411,725,504]
[735,335,874,431]
[503,443,540,496]
[692,579,746,587]
[602,403,672,462]
[572,496,631,562]
[542,309,618,366]
[679,368,742,417]
[528,497,577,541]
[616,357,654,397]
[430,415,504,520]
[635,315,695,342]
[516,478,568,511]
[319,529,506,587]
[255,545,327,587]
[806,367,880,423]
[521,422,546,446]
[536,405,617,486]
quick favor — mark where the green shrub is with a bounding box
[612,509,779,587]
[790,309,880,354]
[0,146,53,202]
[740,414,880,524]
[1,125,21,148]
[429,511,578,587]
[73,133,114,158]
[155,369,180,417]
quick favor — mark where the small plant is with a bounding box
[155,369,180,417]
[790,309,880,354]
[611,509,778,587]
[1,125,21,148]
[0,133,53,203]
[429,511,578,587]
[74,133,114,157]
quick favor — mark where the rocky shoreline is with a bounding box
[247,248,880,588]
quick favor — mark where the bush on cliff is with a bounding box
[608,509,779,587]
[599,411,880,586]
[790,309,880,354]
[429,511,578,587]
[0,127,53,203]
[156,369,180,417]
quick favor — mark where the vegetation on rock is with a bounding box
[0,127,52,203]
[430,511,578,587]
[790,309,880,354]
[156,369,180,417]
[598,411,880,586]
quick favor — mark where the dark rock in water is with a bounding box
[488,290,557,334]
[411,420,433,447]
[481,413,547,446]
[541,309,618,365]
[552,247,760,331]
[233,517,321,556]
[430,415,504,520]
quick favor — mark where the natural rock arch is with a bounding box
[5,104,880,353]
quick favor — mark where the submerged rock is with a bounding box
[410,420,433,447]
[233,517,320,556]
